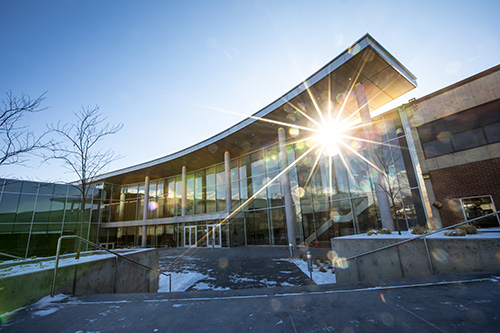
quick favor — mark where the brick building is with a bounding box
[402,64,500,228]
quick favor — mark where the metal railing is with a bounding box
[0,251,24,260]
[50,235,171,297]
[342,210,500,276]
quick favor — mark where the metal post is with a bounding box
[50,237,64,297]
[422,235,434,275]
[306,251,313,280]
[289,242,294,257]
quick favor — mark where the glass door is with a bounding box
[206,224,221,247]
[184,226,197,247]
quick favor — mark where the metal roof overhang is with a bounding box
[95,33,417,185]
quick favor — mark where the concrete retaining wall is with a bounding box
[331,236,500,283]
[0,248,158,315]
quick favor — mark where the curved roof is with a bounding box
[95,33,417,185]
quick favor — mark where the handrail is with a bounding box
[0,251,24,260]
[50,235,171,297]
[342,210,500,264]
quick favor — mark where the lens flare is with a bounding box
[330,211,340,222]
[295,187,306,198]
[148,202,158,211]
[447,200,462,213]
[289,128,300,137]
[432,248,449,264]
[333,257,348,269]
[327,250,338,261]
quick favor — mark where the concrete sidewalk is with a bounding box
[3,272,500,332]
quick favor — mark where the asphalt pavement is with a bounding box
[2,246,500,332]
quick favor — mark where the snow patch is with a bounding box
[33,308,59,316]
[287,258,336,285]
[158,271,208,292]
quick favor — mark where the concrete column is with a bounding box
[224,151,232,211]
[278,128,296,247]
[354,83,395,230]
[181,166,187,216]
[142,176,150,247]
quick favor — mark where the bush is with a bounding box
[367,230,378,236]
[445,229,466,237]
[445,223,478,237]
[458,223,478,235]
[378,228,392,235]
[411,226,428,235]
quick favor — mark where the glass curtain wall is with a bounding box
[0,179,101,258]
[99,109,426,247]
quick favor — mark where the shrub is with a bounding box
[378,228,392,235]
[445,229,466,237]
[411,226,428,235]
[367,230,378,236]
[319,267,327,273]
[458,223,478,235]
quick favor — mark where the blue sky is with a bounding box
[1,0,499,182]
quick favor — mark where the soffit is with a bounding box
[95,34,417,185]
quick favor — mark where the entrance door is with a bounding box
[206,224,221,248]
[184,226,197,247]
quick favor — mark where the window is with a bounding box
[418,99,500,158]
[460,195,499,228]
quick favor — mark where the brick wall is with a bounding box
[429,157,500,227]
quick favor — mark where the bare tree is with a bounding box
[373,142,404,235]
[0,91,47,166]
[47,106,123,255]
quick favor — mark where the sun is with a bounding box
[314,120,345,156]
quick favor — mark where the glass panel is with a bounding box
[206,187,216,213]
[267,173,283,208]
[461,196,499,228]
[422,138,453,158]
[15,194,36,222]
[33,195,51,222]
[331,199,354,237]
[239,166,248,201]
[206,167,215,188]
[251,174,267,209]
[265,145,280,173]
[485,122,500,143]
[250,151,265,176]
[175,176,182,216]
[186,174,194,215]
[21,182,39,194]
[216,184,225,212]
[64,198,82,222]
[3,180,22,193]
[451,128,486,151]
[332,155,349,199]
[231,181,239,208]
[166,179,175,217]
[230,218,245,247]
[68,185,81,198]
[270,208,287,245]
[38,183,55,195]
[245,210,269,245]
[352,196,380,233]
[400,189,419,229]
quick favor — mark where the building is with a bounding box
[1,34,498,258]
[402,64,500,229]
